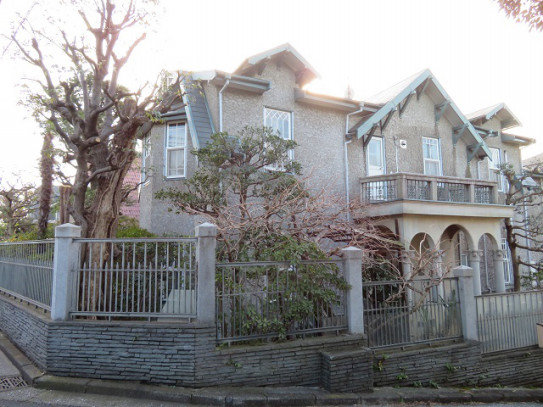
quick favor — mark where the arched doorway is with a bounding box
[478,233,499,293]
[439,225,474,272]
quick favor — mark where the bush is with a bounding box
[116,216,155,238]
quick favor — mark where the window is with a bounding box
[489,148,502,191]
[367,137,385,176]
[264,108,292,169]
[165,122,186,178]
[141,135,151,183]
[422,137,442,176]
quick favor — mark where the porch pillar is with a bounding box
[468,250,482,296]
[401,250,415,306]
[195,223,218,324]
[494,250,507,293]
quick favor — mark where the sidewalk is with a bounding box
[1,332,543,407]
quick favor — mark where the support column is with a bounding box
[51,223,81,321]
[401,250,414,306]
[452,265,478,341]
[195,223,218,324]
[468,250,482,296]
[494,249,507,293]
[341,247,364,334]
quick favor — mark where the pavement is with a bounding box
[0,332,542,406]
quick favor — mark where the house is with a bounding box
[139,43,535,292]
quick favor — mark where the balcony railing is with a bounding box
[361,173,498,205]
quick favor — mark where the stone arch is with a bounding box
[410,233,436,255]
[365,225,401,281]
[439,224,474,271]
[478,233,500,293]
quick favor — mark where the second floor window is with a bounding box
[264,108,293,168]
[166,122,186,178]
[422,137,442,176]
[488,148,503,191]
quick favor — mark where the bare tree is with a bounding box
[495,0,543,31]
[502,162,543,290]
[0,179,38,239]
[12,0,181,239]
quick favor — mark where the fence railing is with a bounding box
[363,277,462,348]
[71,237,197,320]
[360,173,498,205]
[216,259,348,343]
[0,240,54,311]
[476,290,543,354]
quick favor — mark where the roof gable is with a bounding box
[354,70,491,161]
[467,103,522,130]
[234,43,320,87]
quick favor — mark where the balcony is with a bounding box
[358,173,513,219]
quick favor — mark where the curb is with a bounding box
[0,333,44,384]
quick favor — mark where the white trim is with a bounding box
[488,147,502,191]
[164,122,188,179]
[366,136,386,176]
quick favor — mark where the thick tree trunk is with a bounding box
[505,217,521,291]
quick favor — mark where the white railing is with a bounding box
[0,240,55,311]
[476,290,543,353]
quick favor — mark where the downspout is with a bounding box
[344,106,366,221]
[219,77,231,132]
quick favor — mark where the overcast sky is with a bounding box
[1,0,542,183]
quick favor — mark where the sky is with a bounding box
[0,0,542,183]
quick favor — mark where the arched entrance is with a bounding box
[478,233,499,293]
[439,225,474,272]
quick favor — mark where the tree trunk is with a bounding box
[505,217,521,291]
[38,132,54,239]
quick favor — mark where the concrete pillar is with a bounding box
[452,265,478,341]
[341,247,364,334]
[195,223,218,324]
[494,250,507,293]
[401,250,414,306]
[468,250,482,296]
[468,183,476,203]
[51,223,81,321]
[430,180,438,201]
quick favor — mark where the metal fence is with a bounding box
[71,237,197,320]
[437,182,468,203]
[0,240,55,311]
[407,179,430,200]
[216,260,348,343]
[363,278,462,348]
[476,290,543,354]
[361,180,397,202]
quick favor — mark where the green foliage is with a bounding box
[445,363,460,373]
[396,369,408,381]
[10,224,55,241]
[116,216,155,238]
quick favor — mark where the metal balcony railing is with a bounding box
[361,173,498,205]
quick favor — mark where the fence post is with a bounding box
[51,223,81,321]
[468,250,482,296]
[342,247,364,334]
[195,223,217,324]
[452,265,478,341]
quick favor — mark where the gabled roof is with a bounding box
[467,103,522,130]
[354,69,492,161]
[234,43,320,86]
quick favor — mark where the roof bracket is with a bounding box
[363,124,378,148]
[452,123,468,145]
[467,142,483,162]
[399,92,414,117]
[379,110,394,133]
[435,100,451,122]
[417,76,432,100]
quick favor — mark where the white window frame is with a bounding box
[141,135,151,184]
[263,107,293,169]
[488,148,503,191]
[422,137,442,176]
[502,238,514,285]
[164,122,187,179]
[366,137,386,177]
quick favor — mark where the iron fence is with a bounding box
[476,290,543,354]
[71,237,197,320]
[406,179,430,200]
[0,240,54,311]
[361,180,397,202]
[363,278,462,348]
[474,185,493,204]
[437,182,468,203]
[216,260,348,343]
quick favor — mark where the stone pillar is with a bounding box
[401,250,414,306]
[468,250,483,296]
[51,223,81,321]
[494,249,507,293]
[195,223,218,324]
[341,247,364,334]
[452,265,478,341]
